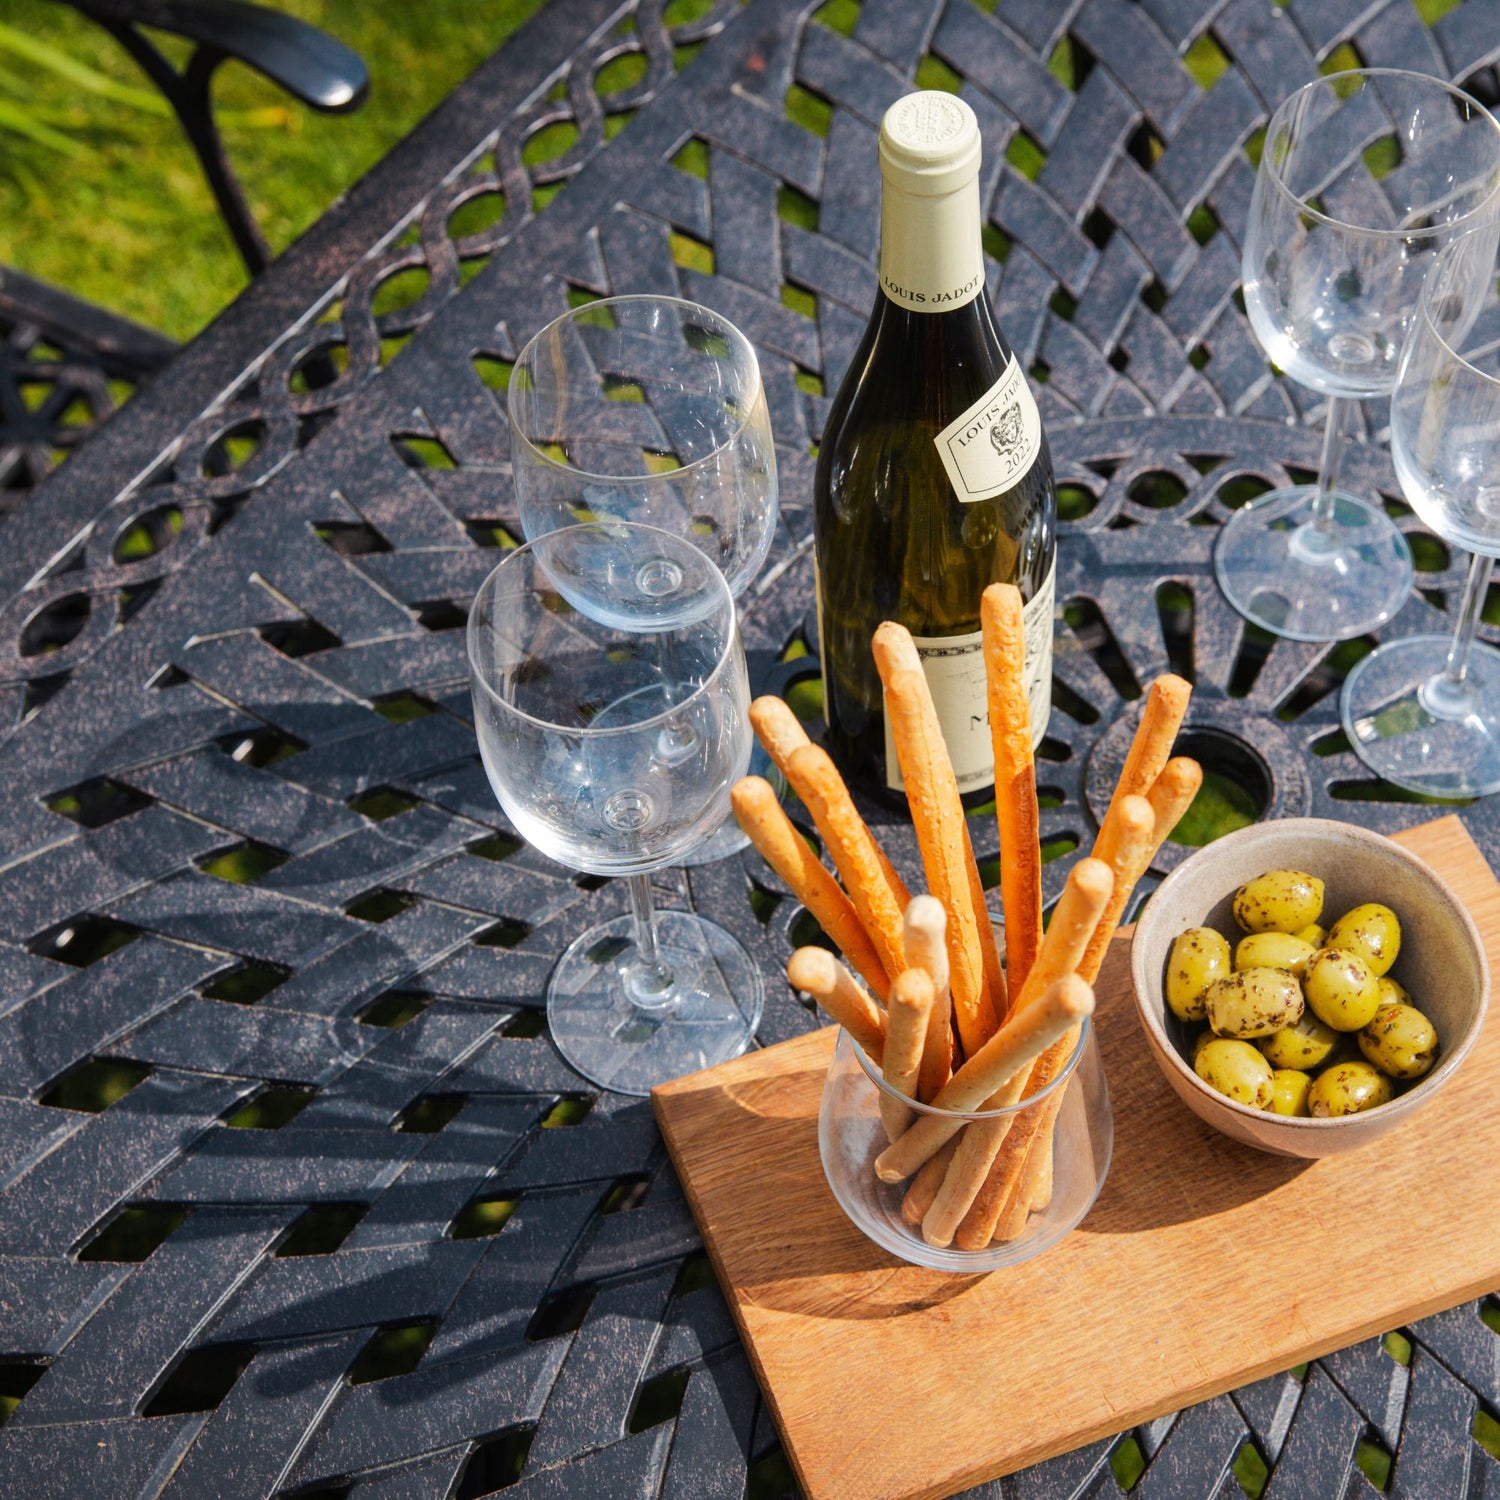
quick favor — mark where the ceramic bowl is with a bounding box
[1130,818,1488,1157]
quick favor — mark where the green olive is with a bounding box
[1166,927,1233,1022]
[1358,1002,1438,1080]
[1308,1060,1394,1117]
[1295,922,1327,948]
[1326,903,1402,978]
[1270,1069,1312,1117]
[1375,974,1412,1008]
[1204,967,1304,1039]
[1195,1038,1275,1109]
[1234,932,1317,977]
[1303,948,1381,1032]
[1255,1010,1339,1070]
[1232,870,1325,934]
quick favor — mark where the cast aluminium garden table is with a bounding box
[3,1,1500,1496]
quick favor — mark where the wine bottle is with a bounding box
[813,91,1056,803]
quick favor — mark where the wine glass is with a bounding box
[1215,69,1500,642]
[507,295,779,862]
[467,521,762,1095]
[1341,221,1500,796]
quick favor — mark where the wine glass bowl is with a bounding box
[467,522,762,1095]
[507,296,778,601]
[1216,69,1500,643]
[1242,71,1500,398]
[1342,221,1500,797]
[468,523,749,874]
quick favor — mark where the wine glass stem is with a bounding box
[1446,551,1493,683]
[625,873,677,1010]
[1310,395,1351,534]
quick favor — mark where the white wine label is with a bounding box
[932,356,1043,503]
[884,557,1057,794]
[884,628,990,794]
[1023,556,1056,743]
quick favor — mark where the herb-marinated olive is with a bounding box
[1255,1010,1339,1070]
[1375,974,1412,1008]
[1166,927,1232,1021]
[1204,967,1304,1038]
[1232,870,1325,934]
[1303,948,1381,1031]
[1269,1069,1312,1117]
[1358,1002,1438,1080]
[1326,903,1402,977]
[1234,932,1317,977]
[1195,1039,1274,1109]
[1295,922,1327,948]
[1308,1060,1393,1117]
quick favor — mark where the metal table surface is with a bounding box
[2,1,1499,1496]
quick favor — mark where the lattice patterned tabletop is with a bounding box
[2,2,1500,1497]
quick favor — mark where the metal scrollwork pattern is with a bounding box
[2,2,1500,1497]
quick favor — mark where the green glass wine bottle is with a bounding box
[813,90,1056,804]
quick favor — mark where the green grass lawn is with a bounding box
[0,0,545,340]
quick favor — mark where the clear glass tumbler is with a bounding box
[1216,69,1500,642]
[818,1021,1112,1272]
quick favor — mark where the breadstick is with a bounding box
[1080,792,1160,985]
[786,947,886,1063]
[950,850,1124,1243]
[873,974,1093,1182]
[1146,756,1203,853]
[962,795,1158,1243]
[955,1105,1035,1248]
[879,968,934,1141]
[1008,770,1196,1231]
[921,977,1096,1245]
[1010,857,1114,1015]
[901,1137,959,1226]
[998,1087,1065,1229]
[732,777,889,1001]
[1115,674,1192,805]
[787,744,909,980]
[878,632,1011,1025]
[752,696,909,911]
[903,896,953,1100]
[982,583,1042,996]
[874,629,1001,1053]
[748,695,811,773]
[1011,764,1199,1221]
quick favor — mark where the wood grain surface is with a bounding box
[651,816,1500,1500]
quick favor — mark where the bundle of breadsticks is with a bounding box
[732,586,1200,1250]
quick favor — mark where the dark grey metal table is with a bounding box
[3,2,1500,1496]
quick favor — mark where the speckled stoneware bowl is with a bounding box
[1130,819,1489,1158]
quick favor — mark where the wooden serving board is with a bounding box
[651,816,1500,1500]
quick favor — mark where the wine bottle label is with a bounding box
[932,356,1043,503]
[883,557,1056,794]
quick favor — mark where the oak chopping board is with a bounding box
[651,815,1500,1500]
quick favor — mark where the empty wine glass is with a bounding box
[1341,221,1500,796]
[467,521,762,1095]
[507,295,779,863]
[1216,69,1500,641]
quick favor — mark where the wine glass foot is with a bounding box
[1214,487,1413,642]
[1340,634,1500,799]
[546,910,764,1095]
